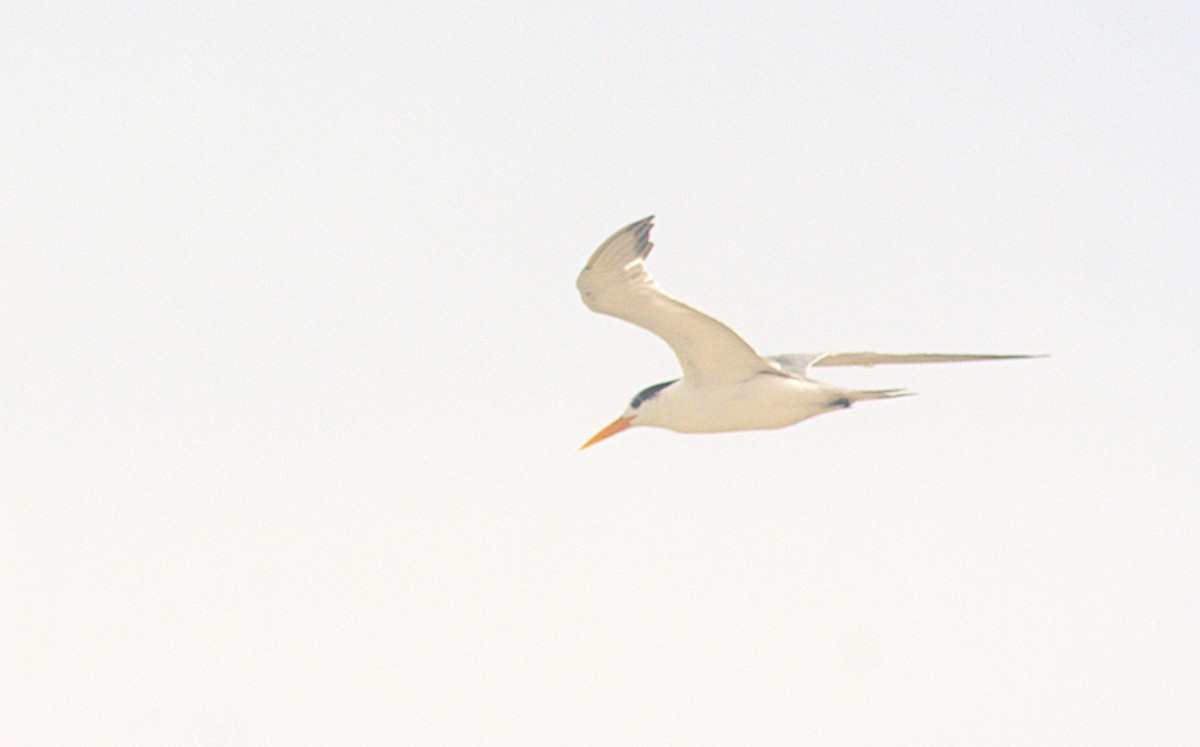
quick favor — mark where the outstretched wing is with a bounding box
[576,217,768,386]
[770,351,1044,377]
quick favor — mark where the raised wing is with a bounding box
[576,217,768,385]
[770,351,1043,377]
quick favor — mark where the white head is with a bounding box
[580,379,678,449]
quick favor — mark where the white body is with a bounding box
[636,375,851,433]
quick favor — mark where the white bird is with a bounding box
[577,216,1041,449]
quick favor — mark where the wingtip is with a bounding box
[628,214,654,232]
[994,353,1051,361]
[628,215,655,258]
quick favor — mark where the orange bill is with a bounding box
[580,416,633,450]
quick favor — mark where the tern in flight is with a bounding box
[578,216,1040,449]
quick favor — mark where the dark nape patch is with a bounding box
[630,379,679,409]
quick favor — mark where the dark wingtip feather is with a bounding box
[627,215,655,258]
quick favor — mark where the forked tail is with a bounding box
[849,388,917,402]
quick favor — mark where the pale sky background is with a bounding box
[4,2,1199,745]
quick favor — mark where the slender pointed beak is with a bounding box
[580,416,633,450]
